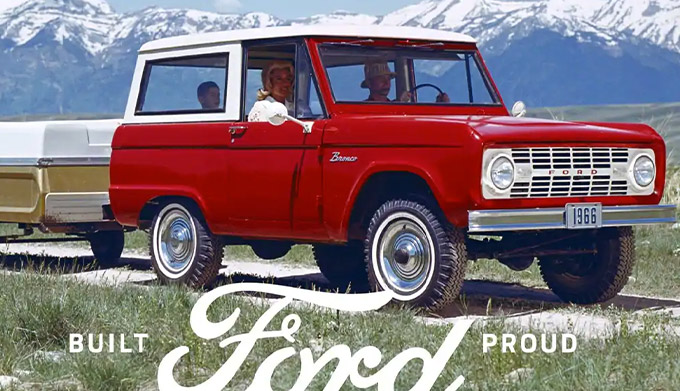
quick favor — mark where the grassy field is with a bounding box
[0,271,678,391]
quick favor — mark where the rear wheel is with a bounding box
[150,202,223,288]
[539,227,635,304]
[313,242,368,289]
[365,199,467,310]
[88,230,124,267]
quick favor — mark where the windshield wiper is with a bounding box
[324,39,375,47]
[396,42,445,48]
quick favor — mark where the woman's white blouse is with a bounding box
[248,96,295,122]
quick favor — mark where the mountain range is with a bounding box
[1,0,679,116]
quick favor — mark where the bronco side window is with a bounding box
[136,53,228,115]
[243,41,326,121]
[244,43,297,121]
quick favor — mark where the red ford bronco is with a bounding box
[109,25,676,308]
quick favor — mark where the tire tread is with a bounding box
[150,202,223,289]
[364,199,467,310]
[539,227,635,304]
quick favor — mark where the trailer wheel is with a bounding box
[365,199,467,310]
[150,202,223,288]
[539,227,635,304]
[89,230,125,267]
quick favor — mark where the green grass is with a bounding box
[0,271,679,390]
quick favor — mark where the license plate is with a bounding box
[566,203,602,229]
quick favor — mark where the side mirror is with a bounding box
[263,100,288,126]
[261,100,312,134]
[511,101,527,118]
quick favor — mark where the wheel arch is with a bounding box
[342,167,445,241]
[138,193,209,231]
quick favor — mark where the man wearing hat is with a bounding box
[361,61,410,102]
[361,61,450,103]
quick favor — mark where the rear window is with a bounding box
[136,53,229,115]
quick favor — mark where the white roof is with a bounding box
[140,25,476,53]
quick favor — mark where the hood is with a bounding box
[461,116,663,146]
[324,114,664,149]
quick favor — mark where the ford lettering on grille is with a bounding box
[510,147,629,198]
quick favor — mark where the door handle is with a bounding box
[229,125,248,136]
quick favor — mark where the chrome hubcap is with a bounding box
[158,209,196,274]
[378,217,432,294]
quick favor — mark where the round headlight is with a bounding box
[490,156,514,190]
[633,155,655,187]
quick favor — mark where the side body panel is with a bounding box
[111,118,326,240]
[110,122,231,233]
[224,120,325,239]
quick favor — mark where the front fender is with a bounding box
[325,148,479,242]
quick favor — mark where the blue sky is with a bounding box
[107,0,420,19]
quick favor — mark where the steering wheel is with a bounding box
[407,83,445,102]
[410,83,444,95]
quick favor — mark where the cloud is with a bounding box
[213,0,243,13]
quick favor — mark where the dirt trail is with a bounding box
[2,243,680,338]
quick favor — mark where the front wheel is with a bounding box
[365,200,467,310]
[539,227,635,304]
[150,202,223,288]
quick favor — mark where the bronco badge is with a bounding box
[330,152,358,162]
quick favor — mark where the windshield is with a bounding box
[319,44,499,105]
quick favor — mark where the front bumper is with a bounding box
[468,204,677,233]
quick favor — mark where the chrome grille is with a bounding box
[509,147,630,198]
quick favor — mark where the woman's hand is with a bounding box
[399,91,412,102]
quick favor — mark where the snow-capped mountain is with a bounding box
[0,0,679,115]
[0,0,283,56]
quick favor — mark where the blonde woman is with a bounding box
[248,60,295,122]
